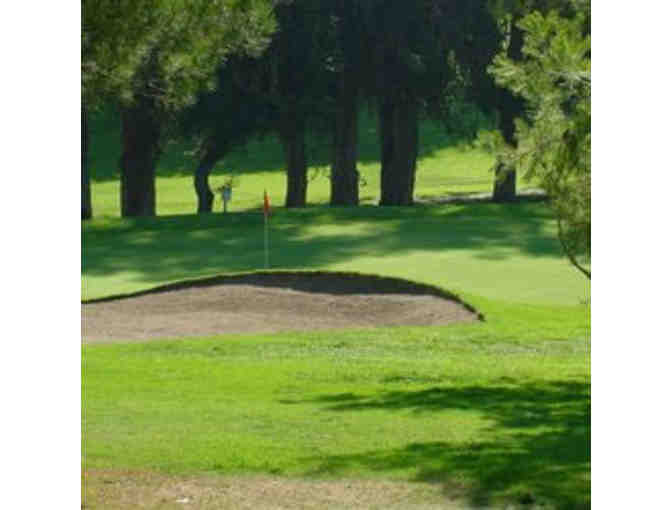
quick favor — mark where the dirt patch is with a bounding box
[82,470,475,509]
[415,188,548,205]
[82,272,480,344]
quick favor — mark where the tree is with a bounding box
[82,0,170,219]
[325,1,367,206]
[82,0,275,218]
[188,0,333,209]
[82,105,91,219]
[483,0,585,202]
[492,20,525,202]
[356,1,501,206]
[265,0,334,208]
[489,1,590,277]
[116,0,275,217]
[180,60,275,213]
[189,0,335,210]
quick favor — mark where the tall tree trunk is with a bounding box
[330,1,359,206]
[379,97,418,206]
[493,160,517,202]
[82,104,92,220]
[330,89,359,206]
[194,146,220,214]
[493,22,525,203]
[280,120,308,208]
[119,101,162,217]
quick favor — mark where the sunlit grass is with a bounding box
[82,203,587,306]
[83,109,589,509]
[83,319,589,508]
[88,109,536,218]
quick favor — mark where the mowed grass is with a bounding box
[83,320,589,509]
[82,203,587,307]
[82,204,589,508]
[87,109,535,217]
[83,112,589,508]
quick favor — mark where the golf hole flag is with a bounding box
[263,190,271,268]
[263,190,271,218]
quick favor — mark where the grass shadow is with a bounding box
[82,203,561,288]
[297,381,590,509]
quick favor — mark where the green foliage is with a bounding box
[485,2,590,277]
[179,61,276,163]
[128,0,276,113]
[82,0,165,106]
[183,0,336,149]
[82,0,276,110]
[356,1,502,108]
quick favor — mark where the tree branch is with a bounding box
[557,216,591,280]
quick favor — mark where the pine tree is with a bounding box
[357,1,501,206]
[489,1,590,277]
[82,0,276,217]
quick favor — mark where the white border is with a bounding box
[3,3,81,507]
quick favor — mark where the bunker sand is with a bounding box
[82,272,480,343]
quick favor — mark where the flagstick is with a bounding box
[264,212,269,269]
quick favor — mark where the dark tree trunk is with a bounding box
[493,22,525,203]
[330,1,359,206]
[119,101,162,217]
[82,104,92,220]
[493,160,517,202]
[378,97,418,206]
[330,90,359,206]
[280,120,308,208]
[194,149,219,214]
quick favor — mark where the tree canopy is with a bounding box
[82,0,277,218]
[82,0,275,108]
[488,0,590,277]
[83,0,590,230]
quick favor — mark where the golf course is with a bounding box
[82,113,590,510]
[82,2,590,507]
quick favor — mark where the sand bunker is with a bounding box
[82,272,480,343]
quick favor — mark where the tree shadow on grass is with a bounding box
[82,204,562,290]
[295,381,590,509]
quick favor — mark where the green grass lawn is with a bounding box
[84,323,588,509]
[88,109,536,217]
[82,203,587,307]
[83,113,589,509]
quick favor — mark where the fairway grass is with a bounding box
[83,123,589,509]
[82,202,588,307]
[83,320,589,509]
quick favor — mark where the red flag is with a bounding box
[263,190,271,218]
